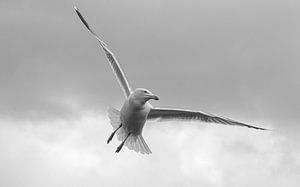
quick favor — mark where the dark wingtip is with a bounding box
[74,5,90,30]
[258,128,269,131]
[262,127,272,131]
[251,125,271,131]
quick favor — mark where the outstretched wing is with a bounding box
[147,108,268,130]
[74,6,131,98]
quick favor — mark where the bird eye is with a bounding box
[143,90,148,93]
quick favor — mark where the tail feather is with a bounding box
[137,137,144,153]
[139,136,149,154]
[140,135,151,153]
[125,135,152,154]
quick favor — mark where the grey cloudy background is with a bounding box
[0,0,299,186]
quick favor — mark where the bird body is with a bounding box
[108,96,153,154]
[113,89,158,154]
[74,6,268,154]
[120,97,151,136]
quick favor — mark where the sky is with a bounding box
[0,0,299,186]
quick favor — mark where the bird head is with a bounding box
[130,88,159,105]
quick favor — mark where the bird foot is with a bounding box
[107,133,114,144]
[115,144,124,153]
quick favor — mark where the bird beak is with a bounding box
[148,94,159,100]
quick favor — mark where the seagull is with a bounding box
[74,6,267,154]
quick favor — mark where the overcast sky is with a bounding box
[0,0,300,186]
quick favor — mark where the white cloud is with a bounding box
[0,114,299,187]
[0,0,299,186]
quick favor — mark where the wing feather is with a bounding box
[147,108,268,130]
[74,6,131,98]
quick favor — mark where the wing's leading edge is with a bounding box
[74,6,132,98]
[147,108,268,130]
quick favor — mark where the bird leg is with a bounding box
[115,132,131,153]
[107,123,122,144]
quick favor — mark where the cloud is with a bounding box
[0,113,299,187]
[0,0,299,186]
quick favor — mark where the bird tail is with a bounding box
[108,107,152,154]
[125,135,152,154]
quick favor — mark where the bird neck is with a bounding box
[129,98,147,109]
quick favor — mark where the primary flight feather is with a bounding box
[74,6,268,154]
[74,6,131,98]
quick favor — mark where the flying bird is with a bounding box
[74,6,267,154]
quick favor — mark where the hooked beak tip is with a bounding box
[153,95,159,100]
[146,93,159,101]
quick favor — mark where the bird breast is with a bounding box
[120,101,152,136]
